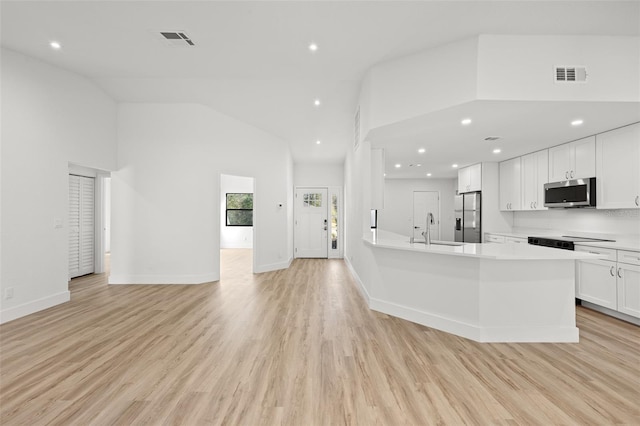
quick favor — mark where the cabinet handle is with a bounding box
[570,170,575,178]
[610,266,615,276]
[565,171,569,179]
[617,268,623,279]
[635,195,639,206]
[534,201,538,209]
[530,202,533,209]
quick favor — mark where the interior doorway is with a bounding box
[412,191,440,242]
[69,174,95,278]
[220,174,255,278]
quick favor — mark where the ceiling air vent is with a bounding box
[158,31,195,47]
[555,66,587,83]
[484,136,500,141]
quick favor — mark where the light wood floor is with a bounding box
[1,249,639,425]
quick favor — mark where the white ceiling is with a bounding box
[1,1,639,169]
[371,100,640,178]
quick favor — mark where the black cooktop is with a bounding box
[527,235,615,250]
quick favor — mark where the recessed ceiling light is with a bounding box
[314,99,321,106]
[416,164,422,167]
[384,173,387,177]
[461,118,472,126]
[50,41,61,50]
[395,164,401,168]
[309,43,318,52]
[493,148,502,154]
[418,148,426,154]
[316,140,321,145]
[452,164,459,168]
[571,119,584,126]
[426,173,432,177]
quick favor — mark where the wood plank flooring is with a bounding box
[1,249,639,425]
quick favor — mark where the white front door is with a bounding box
[295,188,328,258]
[412,191,440,242]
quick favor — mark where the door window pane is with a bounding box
[331,194,338,249]
[303,192,323,208]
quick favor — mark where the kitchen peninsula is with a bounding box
[361,230,601,343]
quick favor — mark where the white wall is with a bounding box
[378,178,457,241]
[293,163,344,187]
[110,103,293,284]
[513,209,640,238]
[362,37,479,132]
[220,174,254,249]
[477,35,640,102]
[0,48,117,323]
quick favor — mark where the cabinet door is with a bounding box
[617,263,640,318]
[535,150,549,210]
[468,163,482,192]
[548,143,573,182]
[576,259,617,309]
[522,150,548,210]
[572,136,596,179]
[457,167,470,194]
[596,123,640,209]
[499,158,521,211]
[485,234,505,243]
[505,236,526,243]
[521,153,537,210]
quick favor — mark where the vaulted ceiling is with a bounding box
[2,1,639,170]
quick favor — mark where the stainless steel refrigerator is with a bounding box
[454,192,481,243]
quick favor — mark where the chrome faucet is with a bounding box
[421,212,435,245]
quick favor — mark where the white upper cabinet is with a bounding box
[596,123,640,209]
[521,150,548,211]
[457,163,482,194]
[548,136,596,182]
[499,157,521,211]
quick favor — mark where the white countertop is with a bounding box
[364,229,602,261]
[486,228,640,252]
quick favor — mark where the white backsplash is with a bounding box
[513,209,640,238]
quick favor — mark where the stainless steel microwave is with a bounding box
[544,177,596,208]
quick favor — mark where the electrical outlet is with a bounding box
[5,287,14,299]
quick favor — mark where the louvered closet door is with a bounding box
[69,175,95,279]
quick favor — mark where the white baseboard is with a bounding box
[369,297,479,340]
[343,256,370,304]
[0,291,70,324]
[108,272,219,285]
[254,257,293,274]
[581,301,640,326]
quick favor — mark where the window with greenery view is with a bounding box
[226,193,253,226]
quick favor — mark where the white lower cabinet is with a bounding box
[505,236,527,243]
[576,259,617,310]
[575,246,640,319]
[616,259,640,318]
[484,233,505,243]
